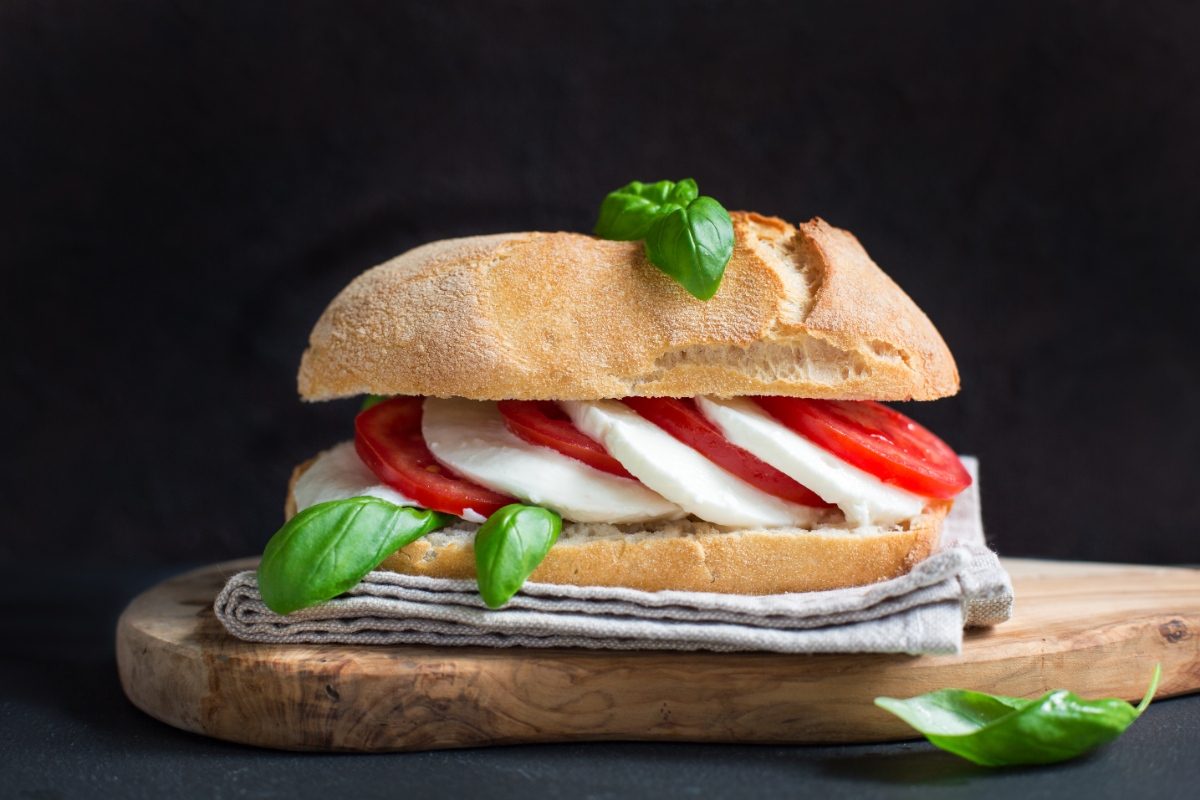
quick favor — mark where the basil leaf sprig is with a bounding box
[594,179,699,240]
[258,496,452,615]
[594,178,735,301]
[474,503,562,608]
[875,665,1162,767]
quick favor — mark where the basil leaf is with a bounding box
[594,178,735,300]
[360,394,390,411]
[474,503,562,608]
[593,178,699,240]
[644,195,735,300]
[258,497,452,615]
[665,178,699,206]
[875,664,1162,766]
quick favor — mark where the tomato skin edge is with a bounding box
[354,397,515,519]
[752,397,971,500]
[497,400,636,479]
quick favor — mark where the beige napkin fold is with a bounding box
[215,457,1011,654]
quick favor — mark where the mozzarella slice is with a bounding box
[694,396,927,526]
[561,399,825,528]
[421,397,683,524]
[293,441,420,513]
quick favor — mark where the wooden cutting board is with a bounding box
[117,557,1200,752]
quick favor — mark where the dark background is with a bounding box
[3,0,1198,567]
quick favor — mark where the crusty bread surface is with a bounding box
[298,213,959,403]
[284,459,947,595]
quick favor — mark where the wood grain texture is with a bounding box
[116,558,1200,752]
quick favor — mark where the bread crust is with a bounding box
[284,458,947,595]
[298,214,959,402]
[380,513,944,595]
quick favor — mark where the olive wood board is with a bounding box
[116,557,1200,752]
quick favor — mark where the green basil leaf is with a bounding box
[593,178,697,240]
[258,497,452,615]
[644,195,735,300]
[474,503,562,608]
[666,178,699,206]
[875,664,1162,767]
[634,179,676,205]
[360,394,391,411]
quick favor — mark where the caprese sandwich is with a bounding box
[258,183,970,613]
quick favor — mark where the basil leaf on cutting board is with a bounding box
[593,178,735,301]
[874,664,1162,766]
[258,497,453,615]
[474,503,562,608]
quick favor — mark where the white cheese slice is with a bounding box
[561,399,824,528]
[292,441,419,513]
[694,396,927,526]
[421,397,683,524]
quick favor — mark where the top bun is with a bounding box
[298,213,959,402]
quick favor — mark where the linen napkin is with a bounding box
[215,457,1011,655]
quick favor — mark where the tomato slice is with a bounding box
[752,397,971,499]
[355,396,515,518]
[620,397,833,507]
[496,400,635,479]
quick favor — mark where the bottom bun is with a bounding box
[285,458,947,595]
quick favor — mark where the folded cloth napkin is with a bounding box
[215,457,1011,655]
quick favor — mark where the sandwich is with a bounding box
[258,180,971,614]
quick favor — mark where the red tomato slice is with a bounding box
[496,400,635,479]
[355,396,515,518]
[620,397,833,508]
[752,397,971,499]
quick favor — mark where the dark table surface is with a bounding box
[2,564,1197,800]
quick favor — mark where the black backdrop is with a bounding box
[3,0,1197,566]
